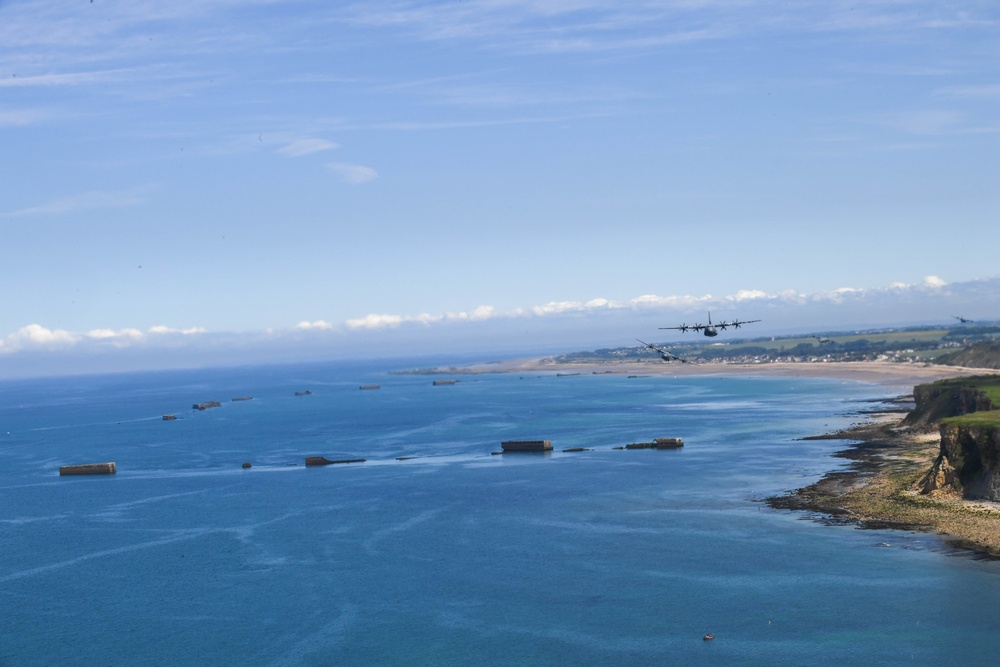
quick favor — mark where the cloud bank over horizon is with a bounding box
[2,274,997,378]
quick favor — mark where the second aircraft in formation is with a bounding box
[636,339,688,363]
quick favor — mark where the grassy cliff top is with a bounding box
[943,409,1000,427]
[925,375,1000,406]
[924,375,1000,428]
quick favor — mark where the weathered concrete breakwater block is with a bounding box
[305,456,366,466]
[60,462,116,476]
[625,437,684,450]
[501,440,552,453]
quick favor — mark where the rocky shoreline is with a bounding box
[767,408,1000,558]
[417,358,1000,557]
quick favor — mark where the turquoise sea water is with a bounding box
[3,361,1000,666]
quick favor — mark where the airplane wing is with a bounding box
[720,318,761,328]
[658,323,704,332]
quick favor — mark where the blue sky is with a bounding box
[1,1,998,374]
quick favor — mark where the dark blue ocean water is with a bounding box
[3,361,1000,666]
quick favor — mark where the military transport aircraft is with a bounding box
[659,312,760,337]
[953,316,975,324]
[636,339,688,363]
[813,335,832,344]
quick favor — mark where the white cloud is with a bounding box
[148,325,207,335]
[1,324,79,352]
[0,323,211,355]
[467,305,495,320]
[627,294,712,310]
[279,139,339,157]
[0,275,989,364]
[727,289,768,301]
[346,313,404,330]
[336,278,968,334]
[87,328,143,340]
[531,301,584,316]
[327,162,379,185]
[294,320,336,330]
[585,298,614,309]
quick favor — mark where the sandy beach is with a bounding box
[442,358,997,388]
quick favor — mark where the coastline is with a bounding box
[766,415,1000,558]
[430,358,1000,556]
[434,358,995,387]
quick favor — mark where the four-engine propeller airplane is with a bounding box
[636,339,688,363]
[953,316,975,324]
[659,311,761,337]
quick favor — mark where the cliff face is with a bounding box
[909,377,1000,500]
[903,382,995,429]
[920,423,1000,500]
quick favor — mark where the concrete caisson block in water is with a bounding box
[305,456,366,466]
[60,462,117,476]
[501,440,552,453]
[624,442,654,449]
[625,438,684,450]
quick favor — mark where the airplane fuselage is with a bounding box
[703,328,718,337]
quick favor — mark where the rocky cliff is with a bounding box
[919,422,1000,500]
[903,379,996,430]
[910,375,1000,500]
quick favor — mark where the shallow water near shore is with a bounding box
[3,361,1000,666]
